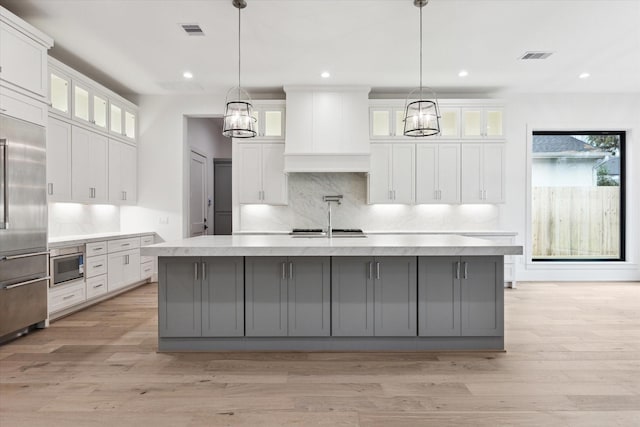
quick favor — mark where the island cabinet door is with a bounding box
[460,256,504,336]
[245,257,288,337]
[373,257,417,336]
[287,257,331,337]
[331,257,374,336]
[158,257,202,337]
[418,257,461,337]
[201,257,244,337]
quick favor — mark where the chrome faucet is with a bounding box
[323,195,343,239]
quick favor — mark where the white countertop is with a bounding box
[234,230,518,236]
[141,234,523,257]
[49,231,156,248]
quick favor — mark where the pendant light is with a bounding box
[222,0,256,138]
[403,0,440,137]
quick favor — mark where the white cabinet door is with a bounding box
[461,108,503,139]
[368,144,392,203]
[49,68,71,117]
[237,143,263,203]
[107,252,125,292]
[0,21,48,98]
[461,143,504,204]
[416,145,438,203]
[261,144,287,204]
[46,118,72,201]
[391,144,415,204]
[438,144,461,203]
[108,140,137,204]
[71,126,108,203]
[72,81,92,125]
[482,143,505,203]
[109,100,124,137]
[124,109,137,142]
[124,250,141,284]
[461,144,483,203]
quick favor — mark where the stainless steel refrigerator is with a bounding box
[0,114,49,341]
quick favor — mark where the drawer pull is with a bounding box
[93,284,104,289]
[93,247,103,251]
[63,294,75,300]
[93,264,103,268]
[122,243,130,246]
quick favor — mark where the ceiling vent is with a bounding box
[180,24,204,36]
[519,51,553,60]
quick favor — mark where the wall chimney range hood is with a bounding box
[283,86,371,173]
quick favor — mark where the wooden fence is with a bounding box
[532,187,620,258]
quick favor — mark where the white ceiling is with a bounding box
[3,0,640,99]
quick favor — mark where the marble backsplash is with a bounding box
[48,203,120,238]
[239,173,501,232]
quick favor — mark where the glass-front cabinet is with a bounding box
[92,93,108,130]
[251,104,285,139]
[461,107,503,139]
[49,68,72,117]
[72,81,109,131]
[109,100,124,136]
[124,109,136,141]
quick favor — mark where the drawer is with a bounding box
[108,237,140,253]
[86,275,108,300]
[85,255,107,278]
[0,86,48,126]
[140,235,155,246]
[86,241,107,257]
[49,280,86,313]
[140,255,154,264]
[140,261,153,280]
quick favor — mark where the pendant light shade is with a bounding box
[403,0,440,137]
[222,0,256,138]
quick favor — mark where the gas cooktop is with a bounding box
[290,228,366,238]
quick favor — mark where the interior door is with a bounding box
[189,151,207,237]
[213,159,232,235]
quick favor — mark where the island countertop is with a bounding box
[141,234,523,257]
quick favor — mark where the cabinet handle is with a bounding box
[93,283,103,289]
[0,108,6,112]
[202,262,206,281]
[93,247,103,251]
[388,190,392,200]
[63,294,75,300]
[455,261,460,279]
[48,183,54,195]
[433,190,437,200]
[122,243,130,246]
[483,190,487,200]
[439,190,442,200]
[281,262,286,279]
[289,261,293,279]
[194,262,198,280]
[375,262,380,280]
[393,190,396,200]
[122,191,126,201]
[94,264,103,268]
[463,262,468,279]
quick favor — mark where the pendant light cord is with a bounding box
[419,3,423,100]
[238,5,241,97]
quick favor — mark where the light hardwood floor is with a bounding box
[1,281,639,426]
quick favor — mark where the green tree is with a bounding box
[596,165,618,186]
[587,135,619,155]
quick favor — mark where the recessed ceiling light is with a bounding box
[579,72,590,79]
[321,71,331,79]
[183,71,193,79]
[458,70,469,77]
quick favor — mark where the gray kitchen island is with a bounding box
[141,234,523,352]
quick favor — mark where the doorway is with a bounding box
[189,150,207,237]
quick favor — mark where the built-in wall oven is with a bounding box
[49,246,84,287]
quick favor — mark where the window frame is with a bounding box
[530,130,626,263]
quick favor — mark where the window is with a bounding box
[531,131,625,261]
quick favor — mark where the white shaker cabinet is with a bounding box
[368,144,414,204]
[251,103,285,139]
[109,100,137,143]
[237,143,287,204]
[461,107,504,139]
[107,249,141,292]
[71,126,108,203]
[49,67,72,118]
[46,117,72,201]
[416,143,461,204]
[108,139,137,204]
[461,143,505,204]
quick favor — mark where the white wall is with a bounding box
[123,92,640,281]
[186,117,231,235]
[504,93,640,281]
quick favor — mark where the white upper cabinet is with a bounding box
[73,81,109,131]
[237,143,287,205]
[461,143,505,203]
[368,143,415,204]
[49,68,72,117]
[461,107,504,139]
[109,99,137,142]
[46,117,72,201]
[109,139,137,204]
[416,143,461,204]
[71,126,108,203]
[251,102,285,139]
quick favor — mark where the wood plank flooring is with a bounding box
[1,281,639,426]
